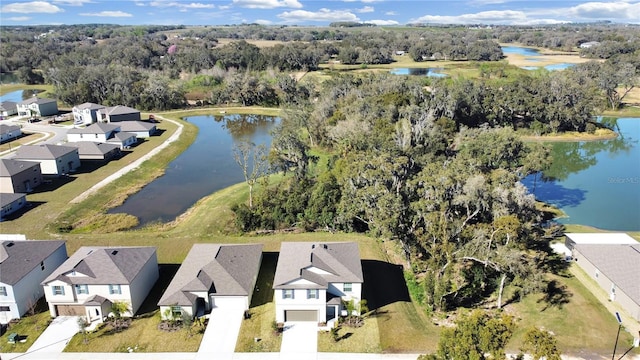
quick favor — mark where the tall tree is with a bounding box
[233,140,269,209]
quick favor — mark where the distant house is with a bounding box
[0,193,27,220]
[69,142,121,161]
[0,159,43,193]
[98,105,141,123]
[42,246,159,323]
[118,121,157,138]
[0,239,68,323]
[72,102,105,126]
[273,242,364,326]
[0,124,22,143]
[0,101,17,118]
[67,123,121,143]
[580,41,600,49]
[158,244,263,320]
[17,97,58,117]
[14,144,81,176]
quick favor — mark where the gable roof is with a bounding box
[111,132,136,141]
[0,101,17,112]
[273,242,363,290]
[0,124,20,134]
[67,123,120,135]
[19,97,57,106]
[118,121,156,132]
[575,243,640,306]
[0,192,26,207]
[0,159,40,177]
[74,102,105,111]
[158,244,263,306]
[14,144,78,160]
[42,246,156,285]
[101,105,140,116]
[70,141,120,156]
[0,240,66,285]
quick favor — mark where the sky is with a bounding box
[1,0,639,26]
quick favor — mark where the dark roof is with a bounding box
[575,244,640,306]
[0,159,40,177]
[74,102,105,111]
[0,192,26,207]
[42,246,157,285]
[273,242,363,290]
[118,121,156,132]
[101,105,140,115]
[0,240,66,285]
[67,123,120,134]
[69,142,120,156]
[0,101,17,111]
[0,124,20,134]
[19,97,57,106]
[158,244,263,306]
[14,144,78,160]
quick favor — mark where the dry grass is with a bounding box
[0,132,48,152]
[318,318,381,352]
[520,128,618,142]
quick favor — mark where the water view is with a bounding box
[501,46,540,56]
[0,89,45,102]
[523,118,640,231]
[390,68,447,77]
[108,114,277,225]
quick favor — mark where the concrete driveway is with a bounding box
[280,321,317,360]
[25,315,79,355]
[196,307,245,360]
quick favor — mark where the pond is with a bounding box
[501,46,540,56]
[0,89,45,102]
[390,68,447,77]
[522,118,640,231]
[108,114,277,226]
[522,63,575,71]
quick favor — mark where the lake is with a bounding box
[108,114,277,225]
[0,89,45,102]
[501,46,575,71]
[522,118,640,231]
[501,46,540,56]
[390,68,447,77]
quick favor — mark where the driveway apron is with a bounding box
[25,316,80,355]
[280,321,317,360]
[196,307,245,360]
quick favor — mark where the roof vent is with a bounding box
[6,242,14,247]
[111,250,118,255]
[311,244,315,249]
[323,244,328,249]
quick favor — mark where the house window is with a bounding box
[171,306,182,318]
[307,289,319,299]
[343,283,353,292]
[53,286,65,295]
[75,284,89,295]
[0,306,10,312]
[41,261,45,271]
[109,284,122,295]
[282,289,294,299]
[0,286,7,296]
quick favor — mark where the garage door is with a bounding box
[285,310,317,322]
[56,305,85,316]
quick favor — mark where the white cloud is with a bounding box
[358,6,374,13]
[278,8,359,22]
[343,0,382,2]
[365,19,399,25]
[80,10,133,17]
[6,16,31,21]
[413,10,526,24]
[1,1,62,13]
[148,1,214,9]
[52,0,91,5]
[255,19,273,24]
[385,11,396,16]
[218,5,231,10]
[182,2,215,8]
[233,0,302,9]
[568,1,640,22]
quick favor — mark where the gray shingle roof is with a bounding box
[0,124,20,134]
[70,142,120,156]
[67,123,120,134]
[42,246,156,286]
[0,193,26,207]
[74,102,105,111]
[273,242,363,290]
[0,159,40,177]
[102,105,140,115]
[14,144,77,160]
[575,244,640,306]
[118,121,156,132]
[111,132,136,141]
[0,101,17,112]
[19,97,56,105]
[158,244,263,306]
[0,240,66,285]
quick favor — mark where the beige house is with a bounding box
[14,144,81,176]
[0,159,43,193]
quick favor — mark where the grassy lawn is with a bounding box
[0,302,52,353]
[318,317,381,352]
[0,131,48,152]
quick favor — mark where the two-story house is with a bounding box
[0,124,21,143]
[273,242,364,326]
[14,144,81,176]
[72,102,105,126]
[0,159,43,193]
[17,97,58,117]
[0,239,67,324]
[42,246,159,324]
[98,106,141,123]
[67,123,137,150]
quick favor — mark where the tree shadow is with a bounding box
[537,279,572,311]
[137,264,181,315]
[521,175,587,209]
[361,260,410,310]
[250,252,278,307]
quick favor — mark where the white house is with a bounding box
[14,144,81,176]
[17,97,58,117]
[0,101,18,118]
[0,124,22,143]
[72,102,105,125]
[273,242,364,326]
[118,121,157,138]
[70,142,121,161]
[42,246,159,324]
[109,132,137,149]
[98,105,141,123]
[0,193,27,220]
[0,239,67,324]
[67,123,121,143]
[158,244,263,320]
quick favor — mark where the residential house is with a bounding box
[158,244,263,320]
[0,101,17,118]
[17,97,58,117]
[0,193,27,220]
[98,106,141,123]
[70,142,121,161]
[108,132,137,149]
[72,102,105,126]
[580,41,601,49]
[42,246,159,323]
[273,242,364,325]
[0,159,43,193]
[0,239,67,323]
[0,124,21,143]
[67,123,121,143]
[118,121,157,138]
[14,144,81,176]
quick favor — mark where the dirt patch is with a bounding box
[504,52,595,68]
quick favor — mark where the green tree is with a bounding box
[520,327,562,360]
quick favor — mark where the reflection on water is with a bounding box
[0,89,46,102]
[108,114,277,225]
[523,118,640,230]
[390,68,447,77]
